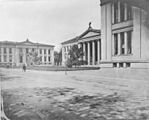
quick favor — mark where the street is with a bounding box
[1,68,149,120]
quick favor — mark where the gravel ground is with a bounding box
[1,68,149,120]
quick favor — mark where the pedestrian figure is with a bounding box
[22,63,26,72]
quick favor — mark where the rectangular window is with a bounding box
[113,63,117,68]
[114,2,118,23]
[4,48,7,54]
[120,32,125,54]
[114,34,118,55]
[48,49,50,54]
[44,56,46,62]
[40,49,42,54]
[127,5,132,20]
[127,31,132,54]
[9,48,12,54]
[9,55,12,62]
[48,56,51,62]
[120,2,125,22]
[44,49,46,54]
[4,55,7,62]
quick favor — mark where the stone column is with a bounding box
[123,63,127,68]
[1,47,4,62]
[83,43,86,61]
[62,47,65,66]
[15,47,19,66]
[12,48,15,64]
[42,49,44,64]
[87,42,90,65]
[124,32,128,54]
[92,41,95,65]
[7,48,9,63]
[78,43,81,49]
[97,40,100,64]
[118,33,121,55]
[23,48,26,64]
[51,49,54,65]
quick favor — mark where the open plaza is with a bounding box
[1,68,149,120]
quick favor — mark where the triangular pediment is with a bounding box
[19,39,35,46]
[80,31,100,39]
[22,42,34,45]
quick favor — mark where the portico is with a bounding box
[78,40,101,65]
[61,23,101,67]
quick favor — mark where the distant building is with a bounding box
[0,39,54,67]
[61,24,101,66]
[100,0,149,68]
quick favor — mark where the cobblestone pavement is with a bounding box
[1,68,149,120]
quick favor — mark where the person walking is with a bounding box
[22,63,27,72]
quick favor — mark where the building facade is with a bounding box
[0,39,54,67]
[100,0,149,68]
[62,24,101,66]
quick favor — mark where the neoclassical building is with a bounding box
[0,39,54,67]
[62,24,101,66]
[100,0,149,68]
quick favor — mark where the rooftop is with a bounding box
[0,39,55,47]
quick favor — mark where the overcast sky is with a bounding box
[0,0,101,51]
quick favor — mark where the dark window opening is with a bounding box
[48,49,51,54]
[26,48,29,53]
[127,5,132,20]
[114,2,118,23]
[4,48,7,54]
[127,31,132,54]
[9,55,12,62]
[126,63,131,67]
[44,49,46,54]
[40,49,42,54]
[119,63,123,67]
[9,48,12,54]
[44,56,46,62]
[48,57,51,62]
[120,2,125,22]
[120,32,125,54]
[113,63,117,67]
[114,34,118,55]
